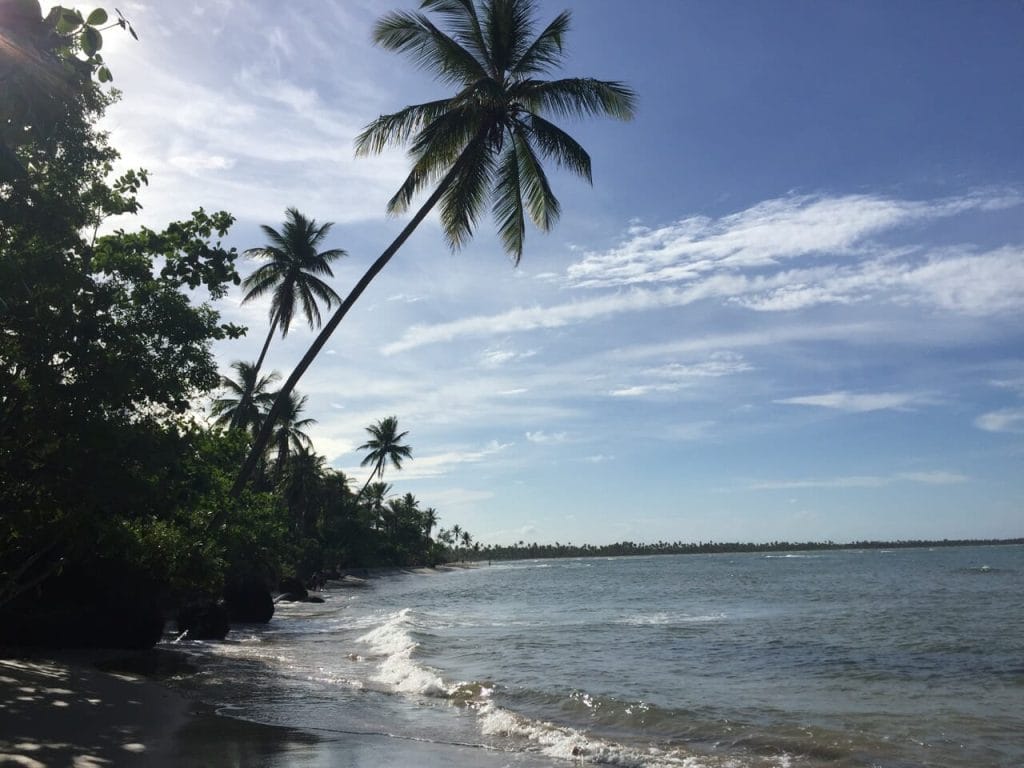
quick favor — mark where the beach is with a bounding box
[0,652,314,768]
[4,548,1022,767]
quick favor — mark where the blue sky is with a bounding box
[94,0,1023,545]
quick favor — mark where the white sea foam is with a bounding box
[478,701,752,767]
[621,612,726,626]
[356,608,448,696]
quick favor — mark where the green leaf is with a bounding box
[97,66,113,83]
[56,8,81,34]
[86,8,108,25]
[81,26,102,56]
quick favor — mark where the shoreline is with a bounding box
[0,565,487,768]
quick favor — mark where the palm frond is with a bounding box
[386,106,484,214]
[511,10,569,76]
[373,10,487,84]
[521,113,592,182]
[421,0,490,64]
[240,262,285,303]
[514,77,637,121]
[512,127,560,237]
[482,0,535,76]
[355,99,454,156]
[439,135,497,250]
[492,143,526,258]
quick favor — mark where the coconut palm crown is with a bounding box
[210,361,280,435]
[356,415,412,499]
[357,0,636,262]
[241,207,346,371]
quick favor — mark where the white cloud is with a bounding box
[775,391,925,413]
[525,431,569,444]
[752,471,969,490]
[567,192,1022,289]
[381,191,1024,355]
[974,408,1024,434]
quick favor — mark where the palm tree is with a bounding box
[271,391,316,480]
[210,361,280,435]
[232,208,345,430]
[355,416,412,500]
[421,507,439,538]
[282,445,327,535]
[231,0,635,495]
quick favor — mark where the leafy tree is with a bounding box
[210,361,281,434]
[233,0,635,493]
[356,415,412,499]
[0,7,280,617]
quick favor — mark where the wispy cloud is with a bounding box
[567,192,1022,288]
[751,471,969,490]
[974,408,1024,434]
[382,192,1023,354]
[775,391,926,413]
[525,431,569,444]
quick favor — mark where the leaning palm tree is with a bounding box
[232,0,635,495]
[210,361,280,435]
[232,208,345,430]
[355,416,412,501]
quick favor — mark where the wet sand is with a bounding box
[0,652,553,768]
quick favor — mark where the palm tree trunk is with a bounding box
[228,150,476,501]
[253,312,278,379]
[230,312,277,430]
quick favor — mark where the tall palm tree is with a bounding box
[270,391,316,480]
[210,361,280,435]
[232,0,635,495]
[232,208,346,430]
[355,416,412,500]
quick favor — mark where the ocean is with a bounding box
[171,545,1024,767]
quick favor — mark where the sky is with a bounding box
[87,0,1023,545]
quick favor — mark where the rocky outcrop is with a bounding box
[224,578,274,623]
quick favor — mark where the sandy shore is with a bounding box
[0,652,317,768]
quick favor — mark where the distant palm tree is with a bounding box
[271,391,316,480]
[355,416,412,500]
[233,208,345,430]
[232,0,635,495]
[362,481,392,531]
[210,361,280,435]
[421,507,439,539]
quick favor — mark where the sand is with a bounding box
[0,652,317,768]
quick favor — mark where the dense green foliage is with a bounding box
[0,4,282,610]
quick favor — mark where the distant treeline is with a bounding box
[482,538,1024,561]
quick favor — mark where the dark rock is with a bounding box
[176,601,230,640]
[224,579,274,623]
[278,577,308,601]
[306,596,325,604]
[276,592,305,603]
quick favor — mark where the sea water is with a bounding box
[172,546,1024,767]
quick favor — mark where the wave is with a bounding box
[356,608,449,696]
[619,612,726,626]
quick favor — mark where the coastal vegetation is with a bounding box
[0,2,489,647]
[480,537,1024,561]
[2,0,634,649]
